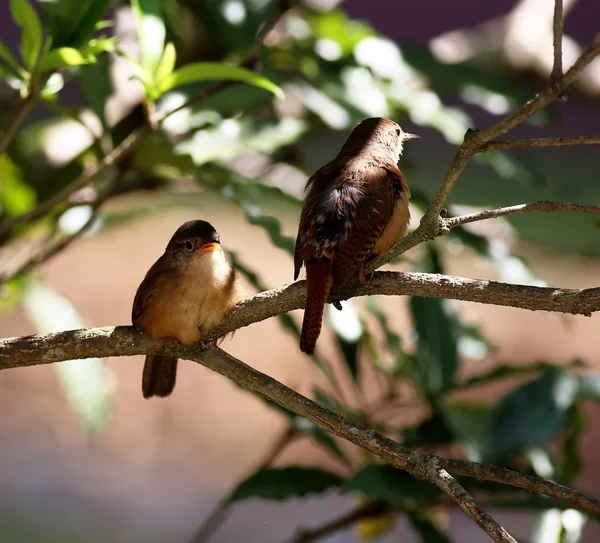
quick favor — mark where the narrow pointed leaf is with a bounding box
[154,42,177,86]
[156,62,284,98]
[131,0,165,77]
[38,47,91,72]
[228,467,344,503]
[0,39,22,74]
[10,0,44,70]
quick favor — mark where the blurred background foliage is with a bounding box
[0,0,599,542]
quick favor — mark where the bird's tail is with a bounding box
[142,355,178,398]
[300,259,333,355]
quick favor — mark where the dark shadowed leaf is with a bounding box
[341,465,440,505]
[409,295,459,398]
[559,406,585,484]
[10,0,43,71]
[408,512,454,543]
[458,361,566,389]
[228,467,344,503]
[484,368,579,463]
[74,59,112,129]
[45,0,111,49]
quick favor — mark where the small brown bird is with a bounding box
[294,117,418,355]
[132,220,245,398]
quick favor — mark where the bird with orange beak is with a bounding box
[132,220,245,398]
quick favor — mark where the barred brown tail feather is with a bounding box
[142,355,178,398]
[300,259,333,355]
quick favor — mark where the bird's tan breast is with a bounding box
[135,250,244,344]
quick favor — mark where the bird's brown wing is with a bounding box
[131,257,176,326]
[330,166,397,290]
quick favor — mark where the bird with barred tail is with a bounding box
[294,117,419,355]
[132,220,245,398]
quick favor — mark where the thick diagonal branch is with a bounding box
[1,333,599,523]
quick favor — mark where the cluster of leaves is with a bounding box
[0,1,599,542]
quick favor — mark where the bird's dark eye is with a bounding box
[185,240,193,251]
[395,128,401,136]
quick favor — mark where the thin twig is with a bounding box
[0,93,37,155]
[1,335,599,522]
[552,0,564,81]
[445,200,600,229]
[369,30,600,271]
[287,501,390,543]
[484,135,600,150]
[416,461,516,543]
[189,426,298,543]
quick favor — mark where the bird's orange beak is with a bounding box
[200,242,220,252]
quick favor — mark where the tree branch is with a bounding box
[0,92,37,155]
[484,135,600,150]
[288,501,390,543]
[416,462,516,543]
[552,0,564,81]
[1,334,599,522]
[445,200,600,229]
[372,29,600,270]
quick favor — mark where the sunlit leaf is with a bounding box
[131,0,165,77]
[10,0,44,71]
[40,72,64,97]
[38,47,91,72]
[155,62,284,99]
[154,42,176,85]
[228,467,344,503]
[21,281,114,436]
[0,154,36,216]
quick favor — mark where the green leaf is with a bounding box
[45,0,111,48]
[156,62,284,99]
[154,42,176,85]
[458,361,563,389]
[409,296,459,398]
[0,154,36,216]
[38,47,91,72]
[10,0,44,71]
[0,39,22,74]
[21,281,113,436]
[40,72,64,98]
[228,467,344,503]
[131,0,165,77]
[408,512,454,543]
[75,58,112,129]
[442,402,490,462]
[484,368,579,463]
[559,406,585,484]
[342,465,440,505]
